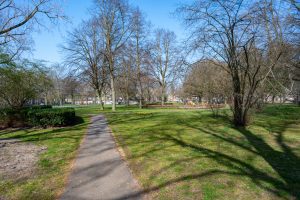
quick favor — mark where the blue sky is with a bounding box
[31,0,188,64]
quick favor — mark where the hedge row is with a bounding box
[0,106,76,128]
[27,105,53,110]
[27,108,76,127]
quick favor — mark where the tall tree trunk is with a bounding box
[137,53,143,108]
[108,53,116,111]
[110,75,116,111]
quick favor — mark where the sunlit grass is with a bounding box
[0,105,103,200]
[0,104,299,200]
[105,104,300,200]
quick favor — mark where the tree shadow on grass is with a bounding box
[109,108,300,199]
[182,111,300,199]
[237,128,300,198]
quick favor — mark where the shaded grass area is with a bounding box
[0,105,103,200]
[105,105,300,200]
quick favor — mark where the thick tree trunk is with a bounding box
[232,77,247,127]
[233,97,247,126]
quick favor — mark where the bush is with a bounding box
[0,106,75,128]
[0,108,28,128]
[27,108,76,127]
[28,105,53,110]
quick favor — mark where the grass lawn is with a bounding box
[0,105,103,200]
[105,105,300,200]
[0,104,299,200]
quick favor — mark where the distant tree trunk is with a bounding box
[125,91,129,106]
[197,96,202,104]
[71,93,75,105]
[139,91,143,108]
[137,42,143,109]
[161,84,165,106]
[96,89,104,110]
[45,95,48,105]
[126,99,129,107]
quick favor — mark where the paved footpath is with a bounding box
[60,115,143,200]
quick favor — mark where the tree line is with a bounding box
[0,0,299,127]
[61,0,185,111]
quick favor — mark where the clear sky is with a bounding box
[31,0,188,65]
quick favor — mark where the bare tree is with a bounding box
[62,19,107,110]
[178,0,286,126]
[49,64,68,106]
[94,0,132,111]
[131,7,150,108]
[116,47,137,106]
[63,75,80,105]
[0,0,64,59]
[183,60,231,116]
[286,0,300,105]
[150,29,181,106]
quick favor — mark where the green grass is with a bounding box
[104,105,300,200]
[0,105,103,200]
[1,104,299,200]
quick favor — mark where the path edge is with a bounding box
[56,116,93,199]
[105,115,147,199]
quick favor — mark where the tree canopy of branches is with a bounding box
[183,61,230,102]
[131,7,150,108]
[94,0,132,111]
[178,0,294,126]
[0,0,64,59]
[150,28,182,106]
[115,51,137,106]
[62,19,107,110]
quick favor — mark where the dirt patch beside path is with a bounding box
[0,139,47,180]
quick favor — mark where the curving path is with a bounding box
[60,115,142,200]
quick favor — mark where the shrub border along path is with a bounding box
[60,115,142,200]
